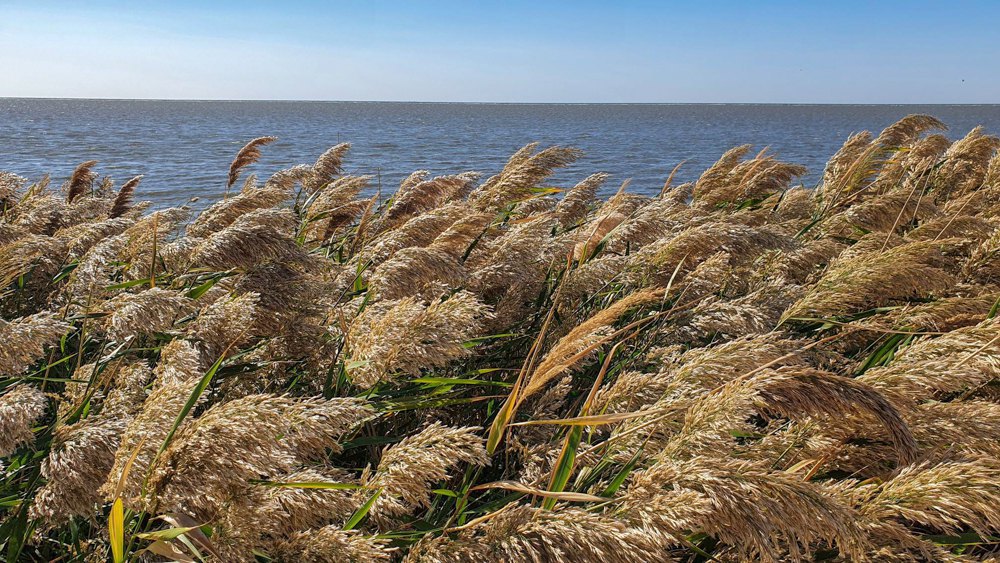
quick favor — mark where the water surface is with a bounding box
[3,99,1000,207]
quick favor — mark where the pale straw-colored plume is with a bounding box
[0,385,48,457]
[556,254,629,315]
[307,175,370,214]
[859,316,1000,401]
[963,224,1000,284]
[694,144,753,200]
[0,233,67,291]
[661,363,917,467]
[875,114,948,148]
[68,232,130,294]
[783,237,958,320]
[273,527,393,562]
[406,502,670,563]
[116,207,191,279]
[367,423,488,525]
[303,142,351,192]
[368,212,492,300]
[304,175,371,242]
[523,288,664,398]
[821,189,940,239]
[346,291,490,388]
[0,223,27,246]
[607,334,809,456]
[930,126,1000,200]
[907,401,1000,460]
[102,287,193,341]
[677,281,800,342]
[186,291,259,359]
[906,213,996,243]
[694,152,806,209]
[191,209,302,270]
[147,394,372,519]
[56,215,135,260]
[0,171,25,206]
[554,172,607,227]
[240,172,259,192]
[385,172,479,225]
[468,216,556,301]
[600,197,688,254]
[856,458,1000,538]
[11,191,65,235]
[212,467,361,559]
[31,415,126,524]
[367,245,466,301]
[628,221,796,287]
[254,468,359,531]
[101,340,205,507]
[887,291,998,332]
[227,136,277,189]
[816,115,946,218]
[262,163,312,191]
[427,209,494,255]
[773,185,817,222]
[750,366,916,462]
[470,143,581,211]
[366,201,470,264]
[187,184,290,237]
[625,456,867,562]
[0,313,70,376]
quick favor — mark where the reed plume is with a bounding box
[346,292,490,388]
[304,142,351,192]
[367,423,488,524]
[227,136,277,189]
[470,143,581,211]
[65,160,99,203]
[407,503,669,563]
[625,456,867,562]
[108,174,143,218]
[783,237,958,320]
[274,528,393,562]
[385,173,479,225]
[0,313,70,376]
[187,183,290,237]
[31,416,126,524]
[147,394,371,519]
[102,287,193,341]
[555,172,606,227]
[522,287,664,398]
[0,385,47,458]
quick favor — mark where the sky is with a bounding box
[1,1,999,103]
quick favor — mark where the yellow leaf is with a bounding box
[109,498,125,563]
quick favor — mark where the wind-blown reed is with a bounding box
[3,114,1000,561]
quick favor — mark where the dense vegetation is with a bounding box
[3,115,1000,561]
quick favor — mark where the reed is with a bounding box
[2,114,1000,561]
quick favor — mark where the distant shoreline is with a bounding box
[3,96,999,106]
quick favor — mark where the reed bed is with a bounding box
[2,115,1000,561]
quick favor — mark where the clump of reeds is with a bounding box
[3,115,1000,562]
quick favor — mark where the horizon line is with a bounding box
[3,96,1000,106]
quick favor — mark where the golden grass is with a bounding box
[2,114,1000,561]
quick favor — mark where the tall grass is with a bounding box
[3,115,1000,561]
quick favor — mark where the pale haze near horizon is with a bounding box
[2,0,998,104]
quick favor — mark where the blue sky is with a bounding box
[1,1,998,103]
